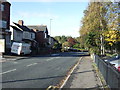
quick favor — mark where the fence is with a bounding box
[94,55,120,89]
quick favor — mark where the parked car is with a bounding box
[104,54,120,72]
[109,59,120,71]
[11,42,31,55]
[118,66,120,72]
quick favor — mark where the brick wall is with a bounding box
[36,32,46,47]
[0,2,11,29]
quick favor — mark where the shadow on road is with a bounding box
[2,70,92,84]
[3,52,90,62]
[32,52,90,58]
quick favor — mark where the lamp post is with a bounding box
[50,19,53,36]
[49,19,53,55]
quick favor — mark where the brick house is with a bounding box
[27,25,49,48]
[0,0,11,53]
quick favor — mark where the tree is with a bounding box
[53,42,61,49]
[103,2,120,53]
[73,43,80,48]
[79,2,108,54]
[62,42,72,48]
[54,35,67,44]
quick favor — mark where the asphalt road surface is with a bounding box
[1,52,88,88]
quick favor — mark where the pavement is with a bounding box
[63,56,103,89]
[0,55,30,62]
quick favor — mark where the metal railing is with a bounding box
[94,55,120,89]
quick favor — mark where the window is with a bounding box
[0,20,7,28]
[0,4,4,11]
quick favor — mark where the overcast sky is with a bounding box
[10,2,89,37]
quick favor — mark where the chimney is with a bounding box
[18,20,24,26]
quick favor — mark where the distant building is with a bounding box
[0,0,11,53]
[27,25,49,47]
[47,35,58,48]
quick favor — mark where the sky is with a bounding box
[10,2,89,37]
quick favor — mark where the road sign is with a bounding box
[0,39,5,52]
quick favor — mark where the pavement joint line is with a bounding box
[0,69,16,75]
[59,57,83,89]
[26,63,37,67]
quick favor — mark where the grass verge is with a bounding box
[92,63,110,89]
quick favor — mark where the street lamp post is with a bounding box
[50,19,53,36]
[49,19,53,55]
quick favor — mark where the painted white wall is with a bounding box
[10,28,23,42]
[10,27,13,40]
[23,31,31,40]
[10,26,35,42]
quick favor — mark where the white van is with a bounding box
[11,42,31,55]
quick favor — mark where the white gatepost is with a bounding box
[0,39,5,59]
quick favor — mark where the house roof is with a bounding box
[0,0,11,5]
[10,25,22,32]
[13,22,35,33]
[27,25,48,32]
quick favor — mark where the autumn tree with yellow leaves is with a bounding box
[79,1,120,55]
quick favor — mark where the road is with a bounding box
[1,52,87,88]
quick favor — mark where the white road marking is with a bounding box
[6,59,16,61]
[55,57,60,59]
[46,58,54,61]
[13,62,18,64]
[26,63,37,67]
[0,69,16,75]
[51,54,59,56]
[46,57,60,61]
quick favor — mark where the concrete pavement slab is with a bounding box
[64,56,103,89]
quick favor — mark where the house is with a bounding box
[10,20,37,54]
[47,35,56,48]
[15,20,35,41]
[27,25,49,48]
[0,0,11,53]
[10,25,23,42]
[27,25,61,54]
